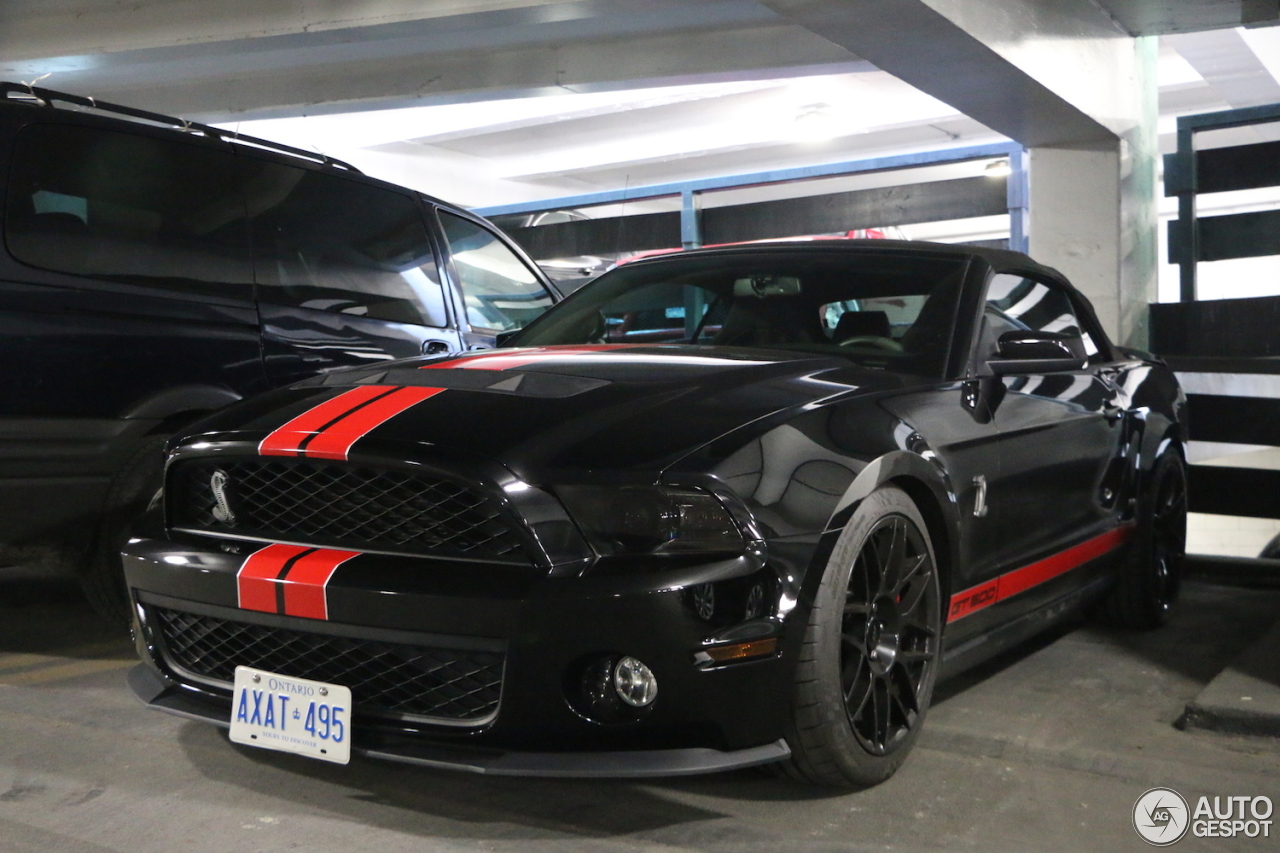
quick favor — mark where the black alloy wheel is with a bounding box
[1148,456,1188,617]
[1099,451,1187,629]
[783,485,941,787]
[841,514,938,756]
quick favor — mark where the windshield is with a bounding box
[507,250,969,377]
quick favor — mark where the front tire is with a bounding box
[782,485,941,787]
[1098,450,1187,629]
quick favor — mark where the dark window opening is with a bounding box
[4,123,252,298]
[248,162,447,327]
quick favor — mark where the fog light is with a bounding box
[613,656,658,707]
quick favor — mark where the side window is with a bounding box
[247,161,448,327]
[3,123,252,298]
[438,211,553,332]
[984,273,1102,362]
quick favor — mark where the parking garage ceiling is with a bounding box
[2,1,1279,205]
[1104,0,1280,34]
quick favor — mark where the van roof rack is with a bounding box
[1,81,362,174]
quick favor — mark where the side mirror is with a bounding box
[987,330,1087,375]
[494,329,520,347]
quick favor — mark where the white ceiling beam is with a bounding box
[759,0,1146,146]
[1,0,860,120]
[0,1,663,61]
[1097,0,1278,36]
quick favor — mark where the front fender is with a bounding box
[826,449,957,533]
[785,449,962,615]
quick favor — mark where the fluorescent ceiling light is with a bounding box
[984,159,1012,178]
[791,103,838,141]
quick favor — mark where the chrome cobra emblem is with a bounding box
[210,469,236,525]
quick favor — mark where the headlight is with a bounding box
[556,485,744,555]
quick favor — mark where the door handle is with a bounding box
[422,340,451,355]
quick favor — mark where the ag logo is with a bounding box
[1134,787,1190,846]
[210,469,236,525]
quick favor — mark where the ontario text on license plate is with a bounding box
[228,666,351,764]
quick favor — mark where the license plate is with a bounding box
[228,666,351,765]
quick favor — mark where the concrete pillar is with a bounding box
[762,0,1161,347]
[1029,39,1159,349]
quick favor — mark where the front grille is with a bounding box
[170,458,528,561]
[150,606,504,725]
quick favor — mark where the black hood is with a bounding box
[186,345,906,480]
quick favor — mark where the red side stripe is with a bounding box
[259,385,392,457]
[237,544,312,613]
[946,524,1135,624]
[998,525,1133,600]
[281,548,360,620]
[302,386,445,460]
[946,578,999,623]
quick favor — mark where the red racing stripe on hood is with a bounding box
[260,385,444,460]
[301,386,445,461]
[259,385,397,456]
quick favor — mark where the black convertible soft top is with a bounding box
[631,238,1074,293]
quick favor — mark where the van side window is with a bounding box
[3,123,252,298]
[438,211,553,332]
[247,162,448,327]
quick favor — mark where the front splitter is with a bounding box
[128,664,790,778]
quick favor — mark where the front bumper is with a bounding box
[124,533,799,775]
[128,665,789,778]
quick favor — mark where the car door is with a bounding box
[434,208,558,351]
[977,273,1127,590]
[244,155,463,386]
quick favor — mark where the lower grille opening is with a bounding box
[150,606,504,726]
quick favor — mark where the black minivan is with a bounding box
[0,82,559,619]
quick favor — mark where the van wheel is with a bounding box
[81,435,167,627]
[781,485,941,787]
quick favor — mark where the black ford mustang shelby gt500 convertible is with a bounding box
[124,241,1186,786]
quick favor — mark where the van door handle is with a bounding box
[422,340,451,355]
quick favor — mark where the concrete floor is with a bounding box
[1,570,1277,853]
